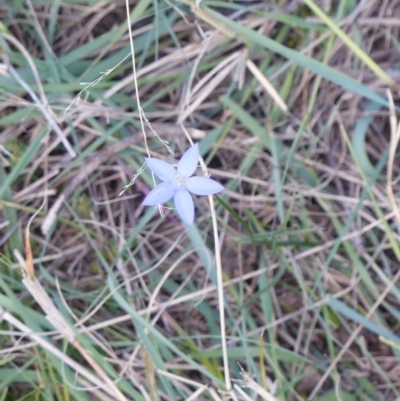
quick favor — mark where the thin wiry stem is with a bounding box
[124,0,150,160]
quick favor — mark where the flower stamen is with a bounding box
[172,174,187,189]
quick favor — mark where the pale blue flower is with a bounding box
[142,143,224,225]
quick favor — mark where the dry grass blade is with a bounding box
[2,34,76,158]
[246,60,288,113]
[0,305,124,400]
[180,51,241,122]
[16,223,128,401]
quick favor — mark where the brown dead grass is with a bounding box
[2,0,400,400]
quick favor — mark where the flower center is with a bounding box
[171,174,187,189]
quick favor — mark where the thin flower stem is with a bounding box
[208,193,231,390]
[179,123,231,390]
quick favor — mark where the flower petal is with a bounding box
[186,176,224,195]
[145,158,177,181]
[142,182,175,206]
[174,189,194,225]
[177,143,199,177]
